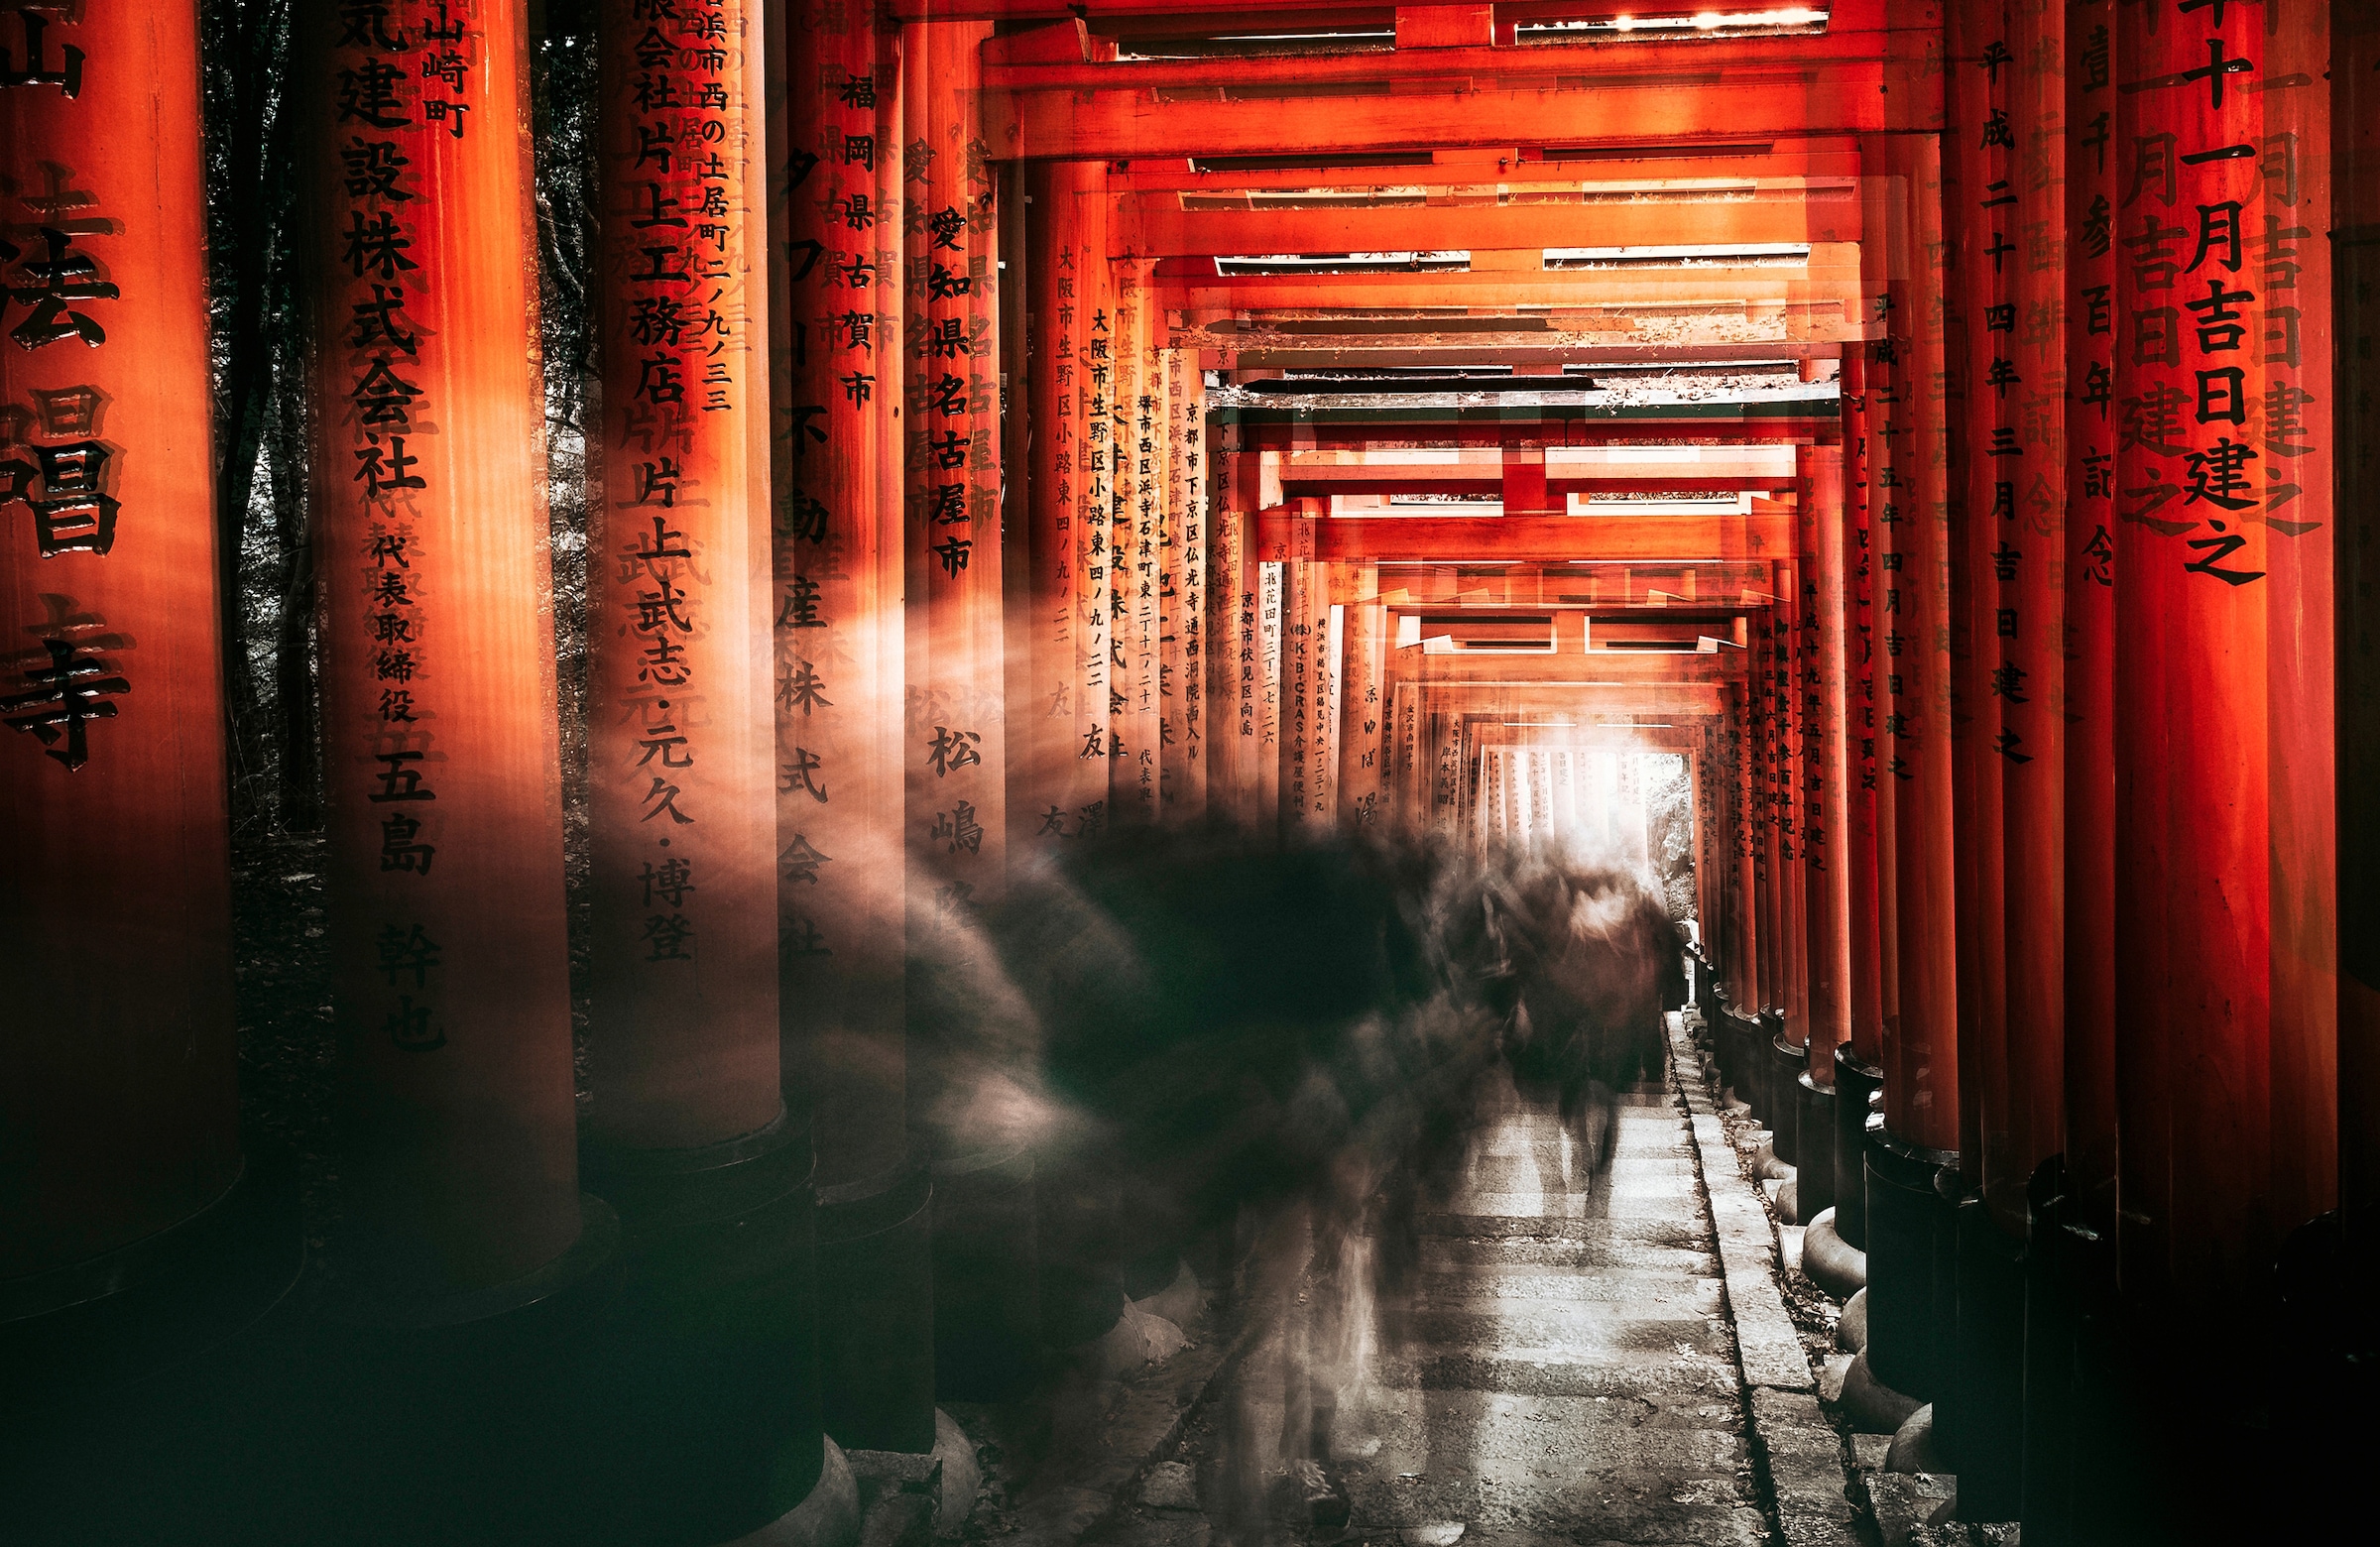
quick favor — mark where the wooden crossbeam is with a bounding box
[996,71,1891,161]
[1258,511,1801,561]
[1120,192,1859,255]
[1106,144,1862,192]
[1208,341,1844,368]
[1219,403,1838,447]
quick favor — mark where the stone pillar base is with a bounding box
[1803,1206,1868,1300]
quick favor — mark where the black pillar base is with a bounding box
[578,1108,825,1546]
[2018,1156,2082,1547]
[1832,1045,1881,1251]
[1862,1117,1957,1400]
[1762,1015,1800,1168]
[0,1152,304,1411]
[287,1194,627,1543]
[816,1154,936,1454]
[930,1141,1039,1402]
[1795,1072,1836,1222]
[1948,1194,2026,1521]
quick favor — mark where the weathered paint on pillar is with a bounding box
[306,0,583,1291]
[0,1,242,1284]
[779,3,905,1186]
[2114,0,2271,1300]
[1802,444,1853,1075]
[2063,0,2119,1235]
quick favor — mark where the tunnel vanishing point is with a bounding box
[4,3,2378,1545]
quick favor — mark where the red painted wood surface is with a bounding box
[1993,0,2067,1232]
[1803,445,1853,1076]
[2113,0,2272,1302]
[2061,0,2119,1238]
[778,3,908,1187]
[0,0,241,1281]
[1843,352,1887,1069]
[306,0,581,1293]
[1946,0,2009,1200]
[583,0,778,1153]
[1875,130,1962,1154]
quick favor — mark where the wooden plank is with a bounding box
[1122,193,1858,256]
[1107,143,1863,193]
[1267,512,1801,562]
[993,67,1891,162]
[986,25,1890,91]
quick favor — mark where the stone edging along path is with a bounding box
[1664,1012,1868,1547]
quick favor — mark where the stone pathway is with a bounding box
[1082,1012,1862,1547]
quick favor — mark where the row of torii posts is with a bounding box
[6,1,2380,1541]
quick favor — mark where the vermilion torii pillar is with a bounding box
[1800,444,1852,1078]
[1022,159,1105,851]
[0,1,248,1302]
[903,17,1006,952]
[1947,0,2010,1217]
[2114,0,2273,1307]
[1876,129,1962,1159]
[307,0,588,1298]
[584,0,778,1155]
[2064,0,2119,1242]
[779,0,905,1189]
[1997,0,2067,1237]
[2259,0,2338,1249]
[1166,350,1211,822]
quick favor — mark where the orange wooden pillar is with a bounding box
[1108,254,1158,823]
[1731,680,1763,1014]
[1878,129,1963,1158]
[1079,213,1121,831]
[780,6,931,1457]
[1946,0,2009,1213]
[304,0,591,1301]
[1166,351,1211,821]
[1020,160,1105,851]
[902,19,1009,1158]
[0,1,267,1323]
[1801,444,1853,1075]
[584,0,779,1155]
[779,0,905,1190]
[1777,545,1812,1042]
[2113,0,2273,1312]
[1995,0,2068,1234]
[2259,0,2338,1255]
[1339,562,1388,833]
[1864,127,1963,1404]
[902,17,1007,932]
[1839,350,1888,1250]
[2062,0,2119,1244]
